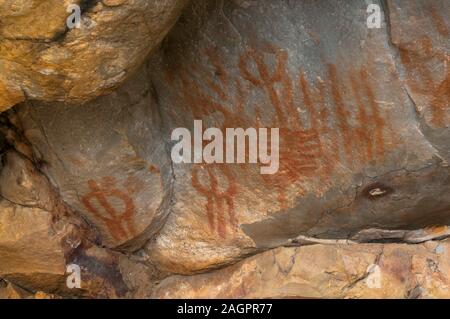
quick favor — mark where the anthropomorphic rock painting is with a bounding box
[1,0,450,299]
[145,0,450,273]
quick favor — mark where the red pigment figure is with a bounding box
[81,177,136,242]
[192,165,237,239]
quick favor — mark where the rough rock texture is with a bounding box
[0,190,160,298]
[0,125,162,298]
[15,65,172,250]
[388,0,450,132]
[0,280,33,299]
[153,240,450,299]
[0,201,68,279]
[1,0,450,299]
[0,0,187,111]
[143,0,450,273]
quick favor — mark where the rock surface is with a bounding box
[1,0,450,299]
[15,65,172,250]
[153,240,450,299]
[0,134,161,297]
[0,200,68,279]
[0,0,187,111]
[10,0,450,273]
[144,0,450,273]
[0,280,32,299]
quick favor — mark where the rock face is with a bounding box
[0,0,187,111]
[1,0,450,299]
[0,146,155,298]
[15,66,172,250]
[0,280,33,299]
[388,0,450,132]
[0,200,68,279]
[153,240,450,299]
[143,0,450,273]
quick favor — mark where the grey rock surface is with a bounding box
[5,0,450,279]
[15,66,173,250]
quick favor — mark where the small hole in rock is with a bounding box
[362,183,393,200]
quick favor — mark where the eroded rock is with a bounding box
[15,65,173,250]
[0,141,158,298]
[0,200,71,287]
[1,0,450,299]
[143,0,450,273]
[0,280,32,299]
[10,0,450,276]
[388,0,450,131]
[153,240,450,299]
[0,0,187,111]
